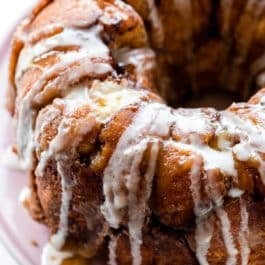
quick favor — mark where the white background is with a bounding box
[0,0,36,264]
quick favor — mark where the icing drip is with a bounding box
[169,141,236,177]
[228,188,244,198]
[16,26,112,83]
[238,199,250,265]
[50,160,73,250]
[146,0,164,47]
[41,242,73,265]
[15,105,36,170]
[216,208,238,265]
[189,155,211,217]
[128,139,159,265]
[219,109,265,175]
[35,81,147,252]
[108,236,118,265]
[101,96,265,264]
[15,23,113,171]
[195,217,213,265]
[208,167,239,265]
[102,103,169,265]
[114,47,156,87]
[191,156,212,265]
[35,97,95,177]
[35,98,96,249]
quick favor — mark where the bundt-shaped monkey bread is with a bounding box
[7,0,265,264]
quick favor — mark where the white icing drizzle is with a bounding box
[15,23,113,171]
[50,160,73,250]
[16,26,112,83]
[114,47,156,87]
[15,105,36,170]
[128,139,159,265]
[169,140,236,177]
[189,155,211,217]
[108,236,118,265]
[100,0,129,25]
[219,109,265,174]
[35,81,147,251]
[189,150,233,265]
[16,19,116,254]
[102,103,169,265]
[190,155,212,265]
[146,0,164,47]
[216,208,238,265]
[173,108,216,135]
[41,241,73,265]
[100,95,265,264]
[206,166,239,265]
[35,98,96,249]
[14,15,126,254]
[228,188,244,198]
[238,199,250,265]
[78,81,147,123]
[195,216,213,265]
[35,98,95,176]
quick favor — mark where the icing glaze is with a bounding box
[114,47,156,87]
[238,199,250,265]
[195,216,213,265]
[228,188,244,198]
[41,242,73,265]
[102,103,168,265]
[216,208,238,265]
[108,236,118,265]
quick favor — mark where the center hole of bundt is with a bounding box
[182,90,243,110]
[165,80,258,110]
[182,79,259,110]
